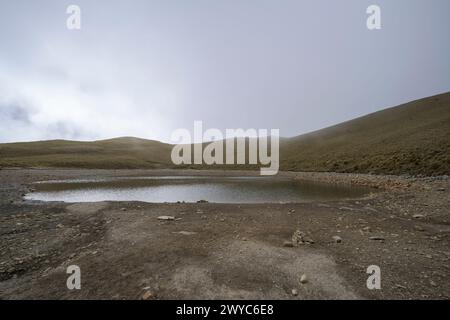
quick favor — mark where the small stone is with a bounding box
[300,274,308,284]
[283,241,294,247]
[141,291,155,300]
[332,236,342,243]
[362,226,371,232]
[413,214,425,219]
[120,208,127,211]
[157,216,175,221]
[369,236,386,241]
[197,199,209,203]
[173,231,197,236]
[291,289,298,296]
[437,188,445,192]
[56,223,64,228]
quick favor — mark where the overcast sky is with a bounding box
[0,0,449,143]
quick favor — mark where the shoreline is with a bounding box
[0,169,449,299]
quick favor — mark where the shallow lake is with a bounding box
[24,176,373,203]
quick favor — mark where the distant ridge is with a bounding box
[1,92,449,175]
[0,137,172,169]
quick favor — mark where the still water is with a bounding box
[25,176,372,203]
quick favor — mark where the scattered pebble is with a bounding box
[173,231,197,236]
[283,241,294,247]
[141,290,155,300]
[157,216,175,221]
[291,289,298,296]
[369,236,386,241]
[332,235,342,243]
[300,274,308,284]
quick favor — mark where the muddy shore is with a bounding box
[0,168,449,299]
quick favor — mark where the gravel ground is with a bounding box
[0,168,448,299]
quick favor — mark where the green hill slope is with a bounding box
[0,137,173,169]
[280,92,450,175]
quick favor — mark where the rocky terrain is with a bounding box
[0,169,449,299]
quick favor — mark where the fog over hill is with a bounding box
[1,92,449,176]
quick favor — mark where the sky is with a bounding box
[0,0,449,143]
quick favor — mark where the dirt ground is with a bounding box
[0,168,448,299]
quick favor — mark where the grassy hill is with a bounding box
[280,92,450,176]
[0,92,449,175]
[0,137,173,169]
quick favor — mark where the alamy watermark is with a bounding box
[66,265,81,290]
[366,265,381,290]
[66,5,81,30]
[367,5,381,30]
[170,121,279,175]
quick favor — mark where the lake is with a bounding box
[24,176,373,203]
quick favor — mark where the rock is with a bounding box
[437,188,445,192]
[291,289,298,296]
[369,236,386,241]
[300,274,308,284]
[362,226,371,232]
[291,230,314,246]
[120,208,127,211]
[173,231,197,235]
[220,218,225,222]
[157,216,175,221]
[289,209,295,213]
[414,226,425,232]
[332,236,342,243]
[56,223,64,228]
[413,214,425,219]
[141,290,155,300]
[283,241,294,247]
[197,200,209,203]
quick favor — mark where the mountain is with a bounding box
[0,92,449,175]
[280,92,450,176]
